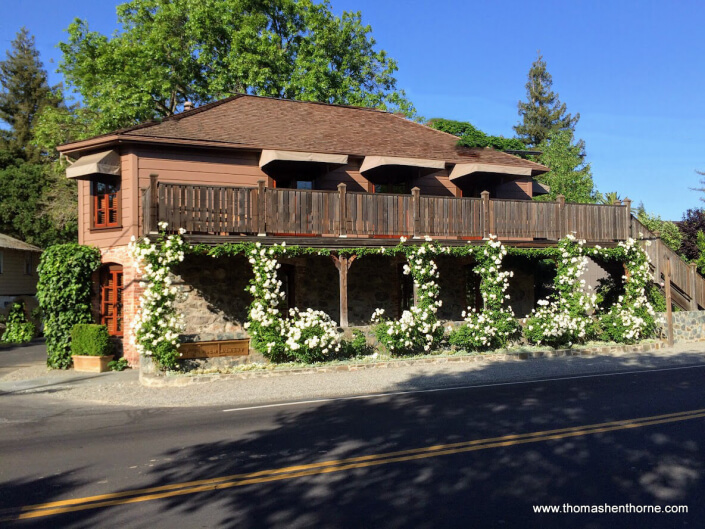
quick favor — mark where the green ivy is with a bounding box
[36,244,101,368]
[1,301,36,344]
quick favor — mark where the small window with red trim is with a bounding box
[92,177,120,229]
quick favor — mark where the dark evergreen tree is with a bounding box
[514,53,580,148]
[678,208,705,261]
[0,27,60,162]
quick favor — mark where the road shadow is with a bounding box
[22,348,705,528]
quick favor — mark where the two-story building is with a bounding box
[58,95,671,365]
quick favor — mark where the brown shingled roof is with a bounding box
[0,234,42,252]
[60,95,548,174]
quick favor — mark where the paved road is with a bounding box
[0,340,46,377]
[2,362,705,528]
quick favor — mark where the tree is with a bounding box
[634,203,682,253]
[514,53,580,149]
[534,129,596,203]
[427,118,525,151]
[56,0,414,134]
[678,208,705,261]
[0,28,60,162]
[595,191,622,205]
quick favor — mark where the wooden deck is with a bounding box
[141,181,704,311]
[145,181,631,243]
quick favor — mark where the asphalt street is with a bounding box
[1,360,704,528]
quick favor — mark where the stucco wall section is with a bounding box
[0,249,39,297]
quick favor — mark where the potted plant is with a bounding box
[70,324,115,373]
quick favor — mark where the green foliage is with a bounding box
[524,236,597,347]
[36,244,101,368]
[1,301,36,344]
[0,158,77,247]
[449,238,519,351]
[696,231,705,275]
[514,52,581,148]
[70,324,113,356]
[534,129,596,203]
[634,203,682,253]
[678,208,705,261]
[645,283,667,313]
[597,238,657,343]
[57,0,414,135]
[340,329,374,358]
[130,226,187,369]
[427,118,524,151]
[0,27,61,162]
[108,357,129,371]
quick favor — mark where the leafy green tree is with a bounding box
[56,0,414,134]
[427,118,525,151]
[534,130,596,203]
[634,203,682,253]
[0,28,60,162]
[514,53,581,149]
[595,191,622,205]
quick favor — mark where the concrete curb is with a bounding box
[140,340,667,388]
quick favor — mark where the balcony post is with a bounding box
[412,187,421,238]
[652,231,662,284]
[664,256,674,346]
[481,191,490,239]
[556,194,566,240]
[332,254,355,327]
[622,197,632,240]
[257,180,266,236]
[149,174,158,234]
[689,263,698,310]
[338,183,347,237]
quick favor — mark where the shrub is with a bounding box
[108,358,129,371]
[340,329,374,358]
[37,244,102,368]
[70,324,113,356]
[1,301,36,344]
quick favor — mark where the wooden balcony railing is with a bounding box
[144,180,635,243]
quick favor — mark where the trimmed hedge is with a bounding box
[37,244,102,368]
[70,324,113,357]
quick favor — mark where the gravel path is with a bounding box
[2,341,704,409]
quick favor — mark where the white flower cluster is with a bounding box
[526,235,596,346]
[372,241,442,353]
[604,238,656,342]
[284,308,341,357]
[454,236,517,349]
[128,222,187,362]
[244,243,340,361]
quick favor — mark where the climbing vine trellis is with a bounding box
[131,227,658,367]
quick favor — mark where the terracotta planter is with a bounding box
[72,355,114,373]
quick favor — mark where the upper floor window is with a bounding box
[0,251,3,274]
[92,177,120,229]
[24,253,32,276]
[374,183,410,194]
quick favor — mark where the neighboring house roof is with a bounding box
[58,95,548,175]
[0,234,42,252]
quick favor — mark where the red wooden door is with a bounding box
[100,266,123,336]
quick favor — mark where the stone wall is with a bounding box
[173,254,252,342]
[659,311,705,342]
[348,255,401,324]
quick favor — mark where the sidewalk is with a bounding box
[2,340,705,409]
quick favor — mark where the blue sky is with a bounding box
[2,0,703,220]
